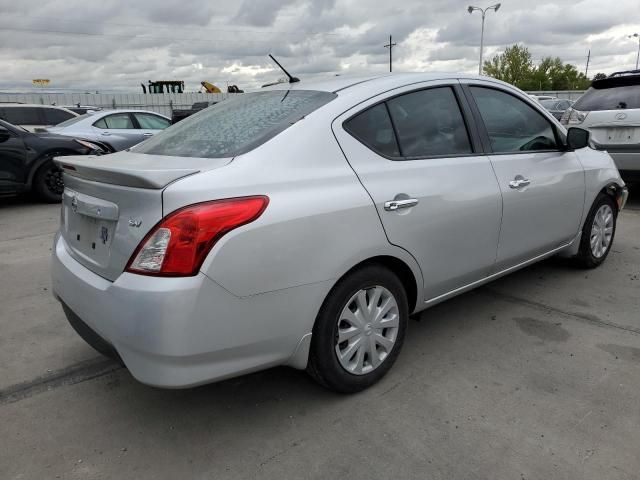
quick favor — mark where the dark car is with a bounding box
[540,99,574,120]
[0,119,106,202]
[171,101,216,124]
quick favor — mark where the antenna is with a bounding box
[268,54,300,83]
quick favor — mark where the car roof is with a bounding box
[1,103,74,110]
[261,72,519,96]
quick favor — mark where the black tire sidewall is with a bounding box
[577,193,618,268]
[33,158,64,203]
[308,265,408,393]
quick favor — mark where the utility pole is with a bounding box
[585,49,591,77]
[629,34,640,70]
[384,35,396,72]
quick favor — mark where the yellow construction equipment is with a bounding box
[201,81,222,93]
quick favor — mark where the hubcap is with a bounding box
[590,204,614,258]
[335,286,399,375]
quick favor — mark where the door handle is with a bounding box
[101,132,111,136]
[142,133,154,137]
[384,198,419,211]
[509,178,530,189]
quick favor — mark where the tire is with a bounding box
[574,193,618,268]
[307,264,408,393]
[32,158,64,203]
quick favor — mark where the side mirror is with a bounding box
[0,127,11,143]
[566,127,590,150]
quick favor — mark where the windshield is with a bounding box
[54,113,91,128]
[134,90,336,158]
[540,99,558,108]
[573,84,640,111]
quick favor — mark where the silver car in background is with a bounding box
[51,73,627,393]
[47,109,171,151]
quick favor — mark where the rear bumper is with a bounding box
[51,233,329,388]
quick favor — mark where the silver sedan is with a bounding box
[51,73,627,393]
[46,109,171,151]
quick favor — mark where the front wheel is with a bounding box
[32,158,64,203]
[307,265,408,393]
[574,193,618,268]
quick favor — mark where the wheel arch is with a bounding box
[334,255,420,314]
[27,149,79,187]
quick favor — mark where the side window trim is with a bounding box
[342,84,481,161]
[130,112,142,129]
[462,83,565,155]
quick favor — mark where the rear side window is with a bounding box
[2,107,44,125]
[135,90,336,158]
[43,108,75,125]
[94,113,134,129]
[470,87,559,153]
[134,113,170,130]
[344,103,400,157]
[573,85,640,111]
[387,87,471,157]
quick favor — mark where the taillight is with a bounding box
[126,196,269,277]
[561,107,589,126]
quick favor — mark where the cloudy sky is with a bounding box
[1,0,639,92]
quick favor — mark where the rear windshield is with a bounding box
[134,90,336,158]
[573,85,640,111]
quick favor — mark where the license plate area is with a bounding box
[606,127,640,144]
[62,189,118,268]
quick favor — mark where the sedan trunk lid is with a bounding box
[54,151,233,281]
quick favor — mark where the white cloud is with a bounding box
[0,0,638,92]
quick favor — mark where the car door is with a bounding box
[333,82,502,301]
[3,107,45,133]
[463,83,585,271]
[92,113,142,150]
[131,112,171,141]
[0,125,27,189]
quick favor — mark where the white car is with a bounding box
[562,70,640,183]
[0,104,78,132]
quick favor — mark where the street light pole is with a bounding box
[468,3,501,75]
[629,33,640,70]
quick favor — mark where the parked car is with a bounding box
[0,104,79,132]
[46,109,171,151]
[51,73,627,393]
[540,98,574,119]
[171,101,216,124]
[0,119,106,202]
[562,70,640,183]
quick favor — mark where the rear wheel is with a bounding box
[32,158,64,203]
[574,193,617,268]
[307,265,408,393]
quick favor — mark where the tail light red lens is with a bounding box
[126,196,269,276]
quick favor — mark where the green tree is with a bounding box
[484,44,592,90]
[483,44,533,89]
[592,72,607,81]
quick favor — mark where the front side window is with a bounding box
[94,113,134,129]
[134,113,170,130]
[135,90,336,158]
[344,103,400,157]
[387,87,472,157]
[470,87,559,153]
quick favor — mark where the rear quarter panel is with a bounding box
[161,111,424,303]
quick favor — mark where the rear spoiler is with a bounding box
[592,73,640,89]
[53,152,219,189]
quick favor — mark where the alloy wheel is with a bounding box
[590,204,614,258]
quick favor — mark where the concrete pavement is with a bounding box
[1,191,639,479]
